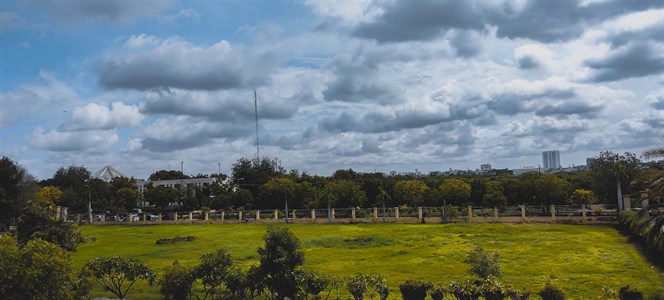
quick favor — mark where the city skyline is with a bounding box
[2,0,663,180]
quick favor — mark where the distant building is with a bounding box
[136,177,216,193]
[586,158,596,168]
[92,165,127,182]
[480,164,492,172]
[513,166,539,176]
[542,150,561,170]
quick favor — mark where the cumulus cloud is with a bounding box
[648,93,664,110]
[584,41,664,82]
[99,36,270,90]
[139,89,297,120]
[59,102,144,131]
[514,44,554,69]
[134,116,251,152]
[30,127,118,153]
[30,0,174,24]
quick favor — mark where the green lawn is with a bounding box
[74,223,664,299]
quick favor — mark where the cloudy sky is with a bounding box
[1,0,663,180]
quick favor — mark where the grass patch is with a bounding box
[155,235,196,245]
[74,223,664,299]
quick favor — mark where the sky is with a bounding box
[1,0,663,180]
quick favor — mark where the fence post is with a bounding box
[331,208,336,220]
[239,211,243,223]
[395,207,400,219]
[256,210,260,221]
[174,212,178,221]
[221,211,225,223]
[582,204,587,224]
[188,212,193,221]
[467,206,473,222]
[274,209,279,220]
[551,205,556,222]
[204,212,209,221]
[143,213,147,222]
[56,206,62,221]
[156,213,160,222]
[129,213,133,223]
[418,207,423,222]
[520,205,526,221]
[623,195,631,211]
[494,207,499,222]
[352,208,356,223]
[311,209,316,221]
[373,207,378,220]
[292,209,297,221]
[76,214,81,223]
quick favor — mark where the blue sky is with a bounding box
[1,0,663,180]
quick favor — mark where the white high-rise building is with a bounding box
[542,150,561,170]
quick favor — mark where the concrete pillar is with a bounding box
[494,207,499,221]
[76,214,81,223]
[56,206,62,221]
[129,213,134,223]
[157,213,161,222]
[641,192,649,207]
[188,212,193,221]
[204,212,209,221]
[256,210,260,220]
[331,208,336,220]
[221,211,225,223]
[623,195,631,210]
[174,212,178,221]
[550,205,556,222]
[373,207,378,219]
[239,211,243,223]
[351,208,356,222]
[520,205,526,221]
[642,199,649,208]
[61,207,68,221]
[468,206,473,220]
[395,207,400,219]
[311,209,316,220]
[102,213,106,222]
[274,209,279,220]
[582,204,587,223]
[418,207,423,221]
[292,209,297,220]
[143,213,147,221]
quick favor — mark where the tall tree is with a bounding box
[258,226,304,299]
[258,177,297,209]
[148,170,189,181]
[483,181,507,207]
[589,151,640,205]
[232,157,286,201]
[439,179,472,206]
[0,157,34,229]
[393,180,429,207]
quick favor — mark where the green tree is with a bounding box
[144,185,180,211]
[324,180,367,208]
[160,260,194,300]
[258,226,305,299]
[259,177,298,209]
[589,151,640,205]
[642,147,664,160]
[393,180,429,207]
[465,245,501,280]
[570,189,595,205]
[114,187,140,213]
[50,165,92,212]
[483,181,507,207]
[0,156,34,230]
[439,179,471,206]
[0,235,89,300]
[17,196,83,251]
[84,256,156,299]
[149,170,190,181]
[194,249,234,300]
[232,157,286,203]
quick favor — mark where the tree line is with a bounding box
[1,151,662,228]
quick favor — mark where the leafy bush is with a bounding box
[539,279,564,300]
[429,284,447,300]
[297,270,331,299]
[465,245,501,279]
[160,260,194,300]
[194,249,234,300]
[399,279,432,300]
[368,273,390,300]
[619,285,643,300]
[449,279,481,300]
[84,256,156,299]
[480,277,508,300]
[346,273,370,300]
[507,288,530,300]
[155,236,196,245]
[258,226,304,299]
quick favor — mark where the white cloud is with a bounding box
[59,102,144,131]
[29,127,118,153]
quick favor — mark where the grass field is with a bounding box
[74,223,664,299]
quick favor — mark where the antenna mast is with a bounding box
[254,89,260,161]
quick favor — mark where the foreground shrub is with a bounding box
[539,279,564,300]
[507,288,530,300]
[194,249,233,300]
[258,226,304,299]
[449,279,481,300]
[84,256,156,299]
[400,279,432,300]
[368,274,390,300]
[346,273,370,300]
[481,277,507,300]
[160,260,194,300]
[297,270,331,299]
[619,285,643,300]
[429,284,447,300]
[465,245,501,279]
